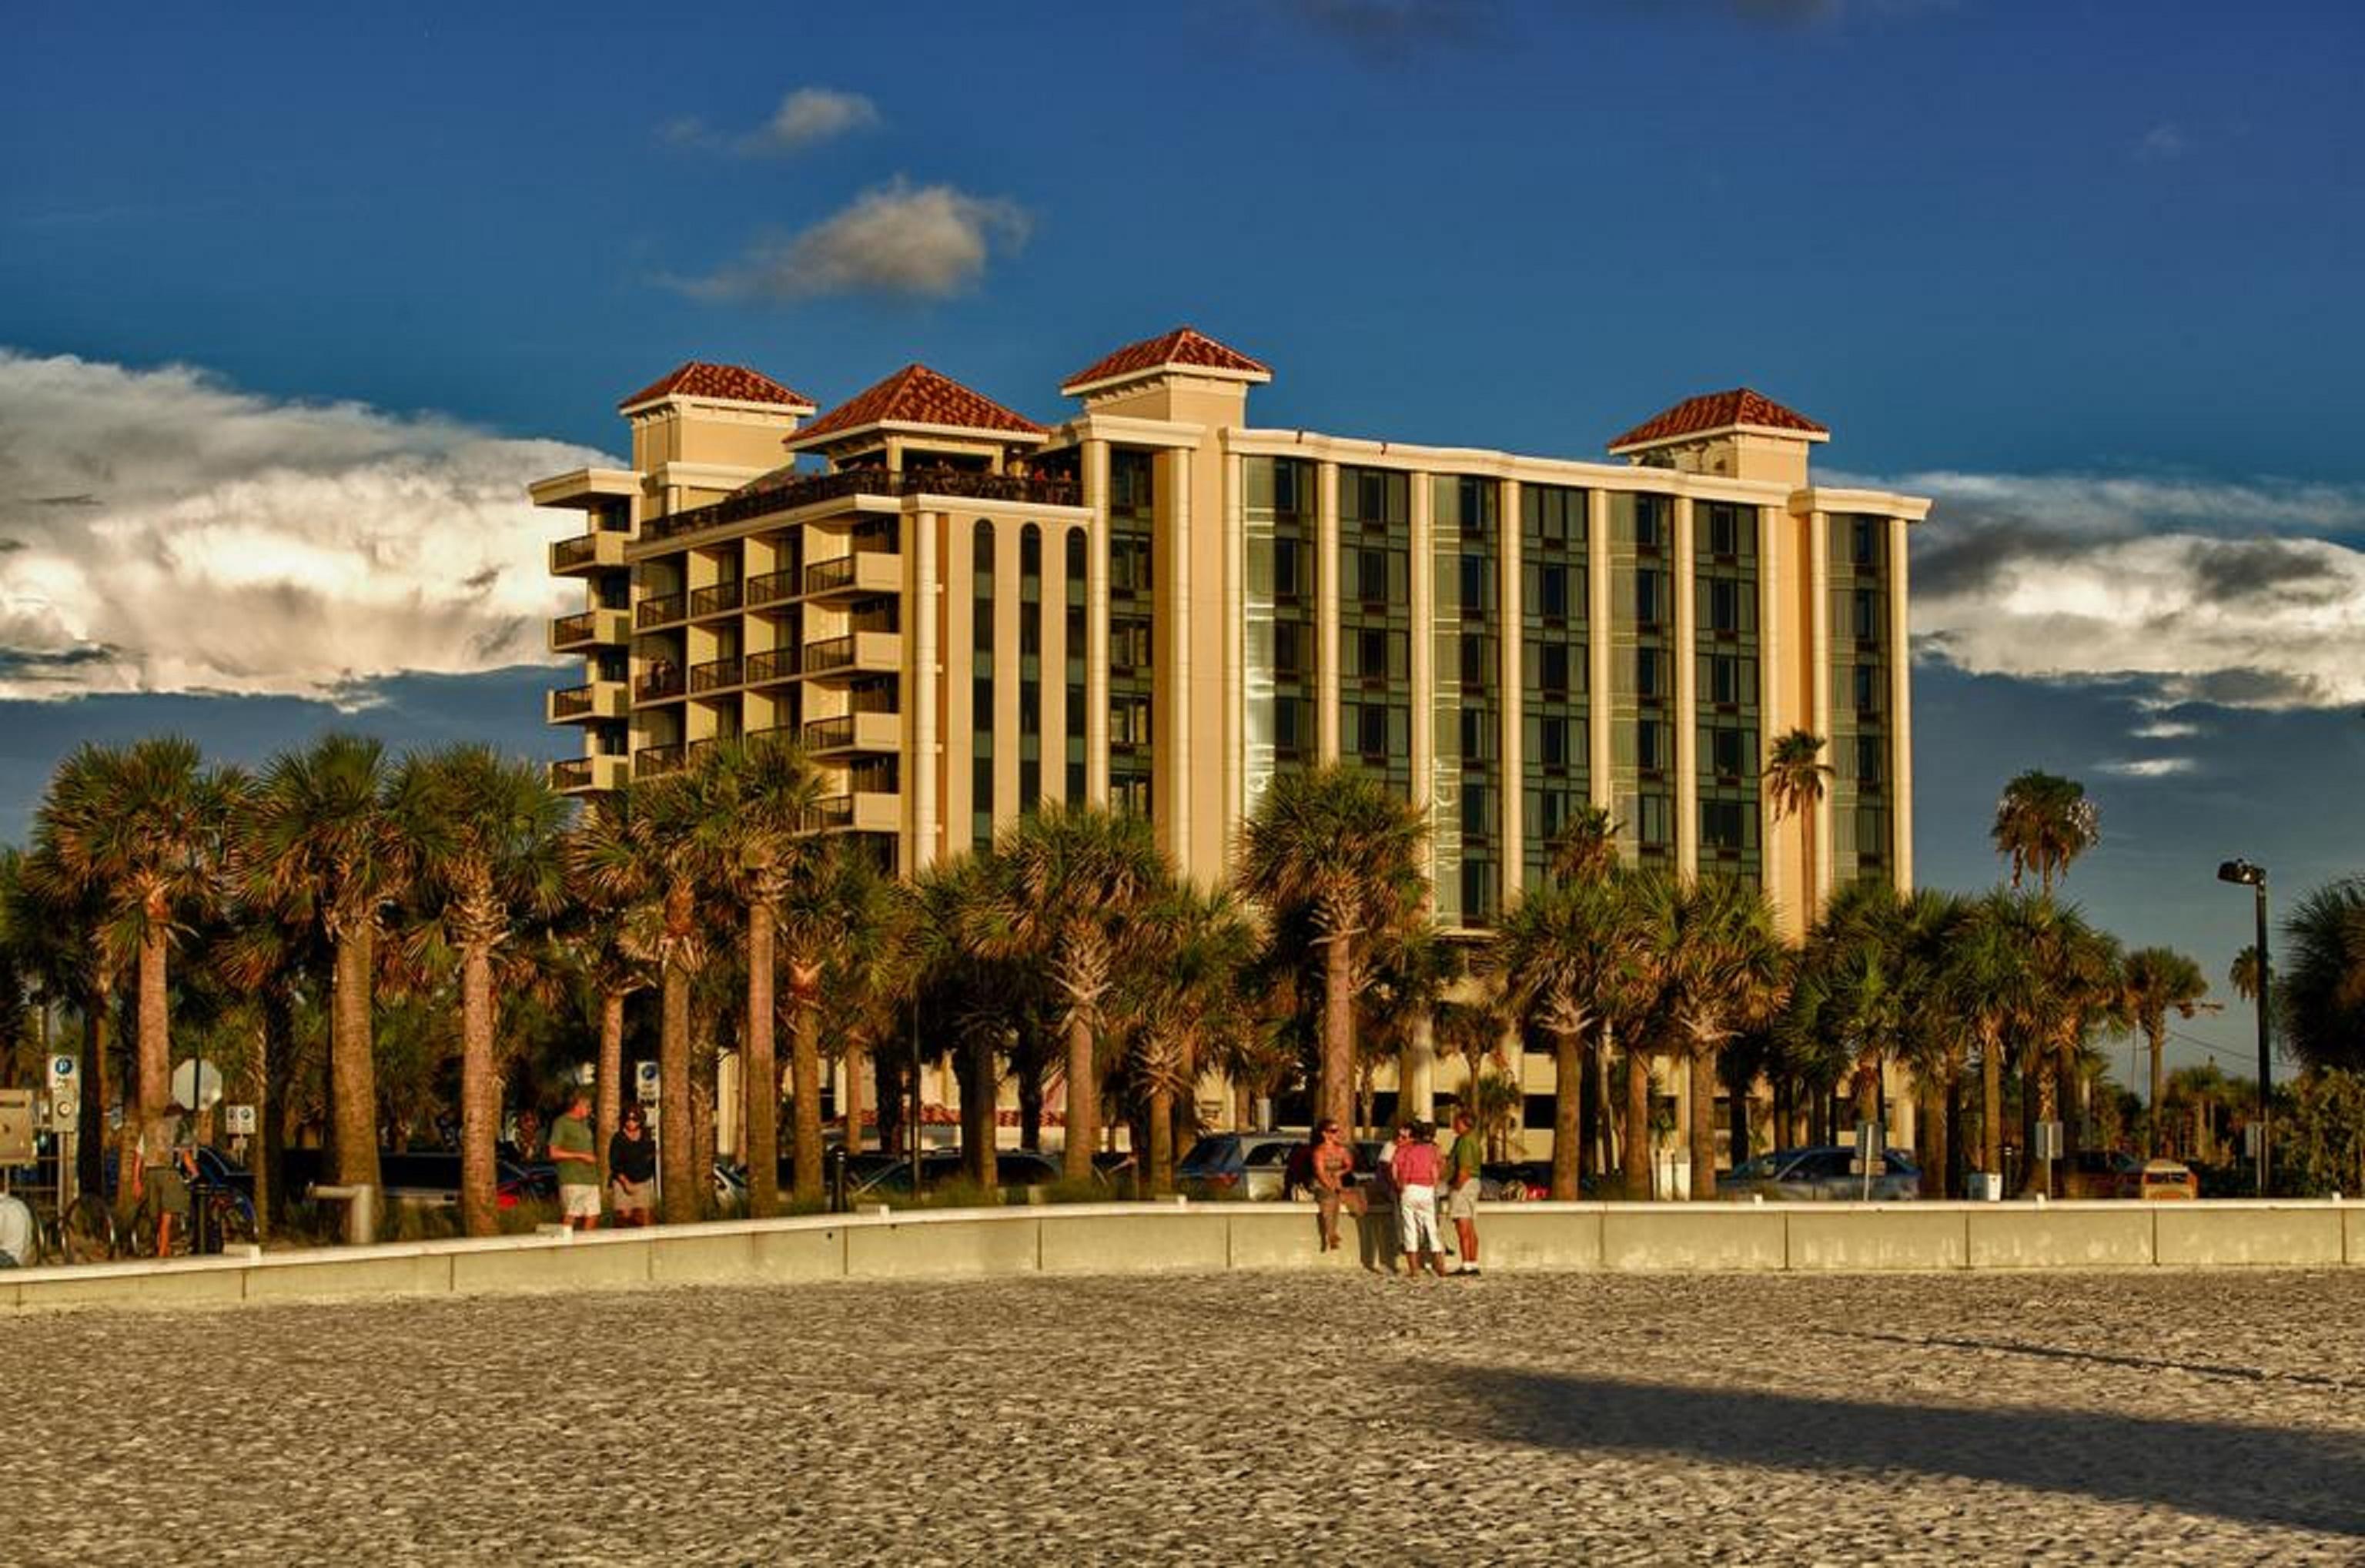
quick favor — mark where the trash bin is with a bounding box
[1969,1172,2003,1202]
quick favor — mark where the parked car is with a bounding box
[346,1152,553,1211]
[1717,1146,1922,1202]
[848,1148,1071,1202]
[1480,1161,1556,1202]
[2133,1158,2199,1200]
[2062,1148,2141,1199]
[1176,1132,1310,1198]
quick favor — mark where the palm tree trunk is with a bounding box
[1017,1051,1041,1148]
[2146,1020,2166,1159]
[962,1031,996,1188]
[330,925,382,1198]
[1919,1078,1948,1198]
[1689,1048,1718,1202]
[1321,932,1353,1134]
[79,995,109,1193]
[1623,1038,1653,1198]
[744,901,780,1219]
[659,961,694,1224]
[458,945,498,1237]
[595,989,624,1185]
[843,1042,868,1155]
[1550,1027,1581,1200]
[249,1009,272,1242]
[1854,1057,1882,1131]
[1062,1012,1096,1183]
[1727,1067,1751,1171]
[790,994,822,1206]
[1591,1031,1616,1179]
[1148,1082,1174,1197]
[1980,1028,2004,1177]
[136,927,169,1141]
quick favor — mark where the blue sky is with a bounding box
[4,0,2362,1087]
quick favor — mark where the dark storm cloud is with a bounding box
[2186,538,2341,602]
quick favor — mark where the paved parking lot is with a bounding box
[6,1267,2361,1564]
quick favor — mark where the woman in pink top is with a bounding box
[1391,1122,1449,1277]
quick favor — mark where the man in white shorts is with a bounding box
[548,1085,600,1229]
[1390,1121,1449,1277]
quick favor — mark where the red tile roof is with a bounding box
[1607,389,1828,452]
[619,361,816,413]
[1061,326,1271,395]
[789,363,1047,446]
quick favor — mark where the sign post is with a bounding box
[47,1054,78,1212]
[635,1061,661,1207]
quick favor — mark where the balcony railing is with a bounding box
[689,580,744,618]
[550,684,596,720]
[551,611,598,646]
[641,468,1082,544]
[552,533,601,573]
[550,757,594,791]
[800,715,855,752]
[802,634,855,674]
[634,744,684,780]
[744,647,797,685]
[745,569,797,607]
[689,656,743,695]
[807,794,855,831]
[637,592,687,630]
[636,665,685,702]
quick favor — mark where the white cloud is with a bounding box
[748,88,880,152]
[1883,466,2365,710]
[2096,757,2198,778]
[2131,719,2201,740]
[0,349,609,704]
[679,179,1030,302]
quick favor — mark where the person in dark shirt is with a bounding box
[607,1105,657,1226]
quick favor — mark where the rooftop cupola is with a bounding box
[1060,326,1271,425]
[1607,388,1829,487]
[785,363,1047,473]
[617,361,818,474]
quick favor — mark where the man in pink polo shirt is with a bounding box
[1390,1120,1450,1277]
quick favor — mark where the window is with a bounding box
[1852,662,1882,714]
[1708,578,1744,634]
[1634,569,1662,626]
[1636,720,1668,774]
[1703,800,1748,852]
[1273,620,1304,679]
[1540,643,1571,697]
[1852,517,1880,567]
[1539,564,1569,620]
[1852,587,1880,642]
[1711,727,1748,780]
[1635,647,1662,699]
[1855,734,1885,786]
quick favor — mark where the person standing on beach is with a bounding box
[1446,1108,1483,1276]
[550,1085,600,1230]
[1310,1119,1363,1251]
[1390,1121,1448,1277]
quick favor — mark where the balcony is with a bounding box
[550,754,627,794]
[800,630,902,680]
[809,790,902,834]
[801,550,902,600]
[744,647,798,685]
[550,531,627,575]
[549,608,630,653]
[801,710,902,757]
[641,468,1082,544]
[744,569,798,609]
[688,655,744,695]
[636,664,686,703]
[634,744,685,781]
[689,580,744,619]
[547,680,627,724]
[637,592,687,630]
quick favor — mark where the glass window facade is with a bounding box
[1065,529,1087,802]
[1019,524,1042,811]
[1696,502,1761,884]
[1108,449,1156,818]
[1433,475,1500,927]
[1609,493,1674,867]
[1520,484,1589,891]
[1831,514,1893,884]
[1337,465,1412,797]
[1243,456,1316,811]
[972,521,995,851]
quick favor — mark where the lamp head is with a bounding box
[2217,859,2266,887]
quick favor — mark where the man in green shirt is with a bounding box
[1446,1108,1484,1276]
[550,1086,600,1230]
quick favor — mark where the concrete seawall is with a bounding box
[6,1199,2358,1313]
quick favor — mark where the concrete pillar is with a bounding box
[1808,510,1832,910]
[1085,441,1111,806]
[1499,478,1524,897]
[1167,445,1193,866]
[1410,471,1433,808]
[1758,504,1788,930]
[1587,489,1614,813]
[1223,449,1245,841]
[1888,514,1915,891]
[1402,1011,1437,1122]
[912,509,940,871]
[1041,523,1069,807]
[994,519,1021,833]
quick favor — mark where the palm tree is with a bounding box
[567,776,710,1224]
[2230,943,2267,1007]
[553,844,652,1184]
[1546,804,1621,886]
[809,852,918,1160]
[396,745,567,1235]
[1236,764,1430,1134]
[248,735,416,1199]
[2119,947,2210,1157]
[2275,878,2365,1074]
[1645,874,1788,1200]
[682,736,825,1215]
[962,804,1166,1182]
[15,832,120,1192]
[1992,770,2100,894]
[1120,879,1256,1195]
[1765,729,1833,911]
[37,738,243,1194]
[1487,874,1645,1199]
[2011,901,2122,1195]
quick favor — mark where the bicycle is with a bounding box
[123,1176,256,1260]
[0,1188,117,1266]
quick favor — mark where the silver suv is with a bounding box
[1717,1145,1922,1202]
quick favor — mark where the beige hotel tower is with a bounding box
[533,329,1930,944]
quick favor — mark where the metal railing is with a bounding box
[744,648,797,685]
[552,533,600,572]
[641,468,1081,543]
[689,656,743,694]
[634,744,684,779]
[689,580,744,618]
[637,593,687,629]
[551,685,595,719]
[808,794,855,830]
[551,611,599,646]
[745,569,797,607]
[802,634,856,674]
[636,666,685,702]
[550,757,594,791]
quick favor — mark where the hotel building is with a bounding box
[533,327,1929,949]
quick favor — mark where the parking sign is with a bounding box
[49,1054,77,1092]
[635,1060,661,1105]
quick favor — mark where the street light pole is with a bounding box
[2217,859,2271,1197]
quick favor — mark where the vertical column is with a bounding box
[1168,445,1193,867]
[1586,489,1614,812]
[1498,478,1524,885]
[1041,523,1069,807]
[1808,510,1833,911]
[1758,505,1786,926]
[1672,495,1698,880]
[994,518,1021,831]
[1223,449,1246,846]
[1316,460,1341,765]
[1085,440,1111,806]
[1409,471,1434,808]
[1888,514,1915,892]
[912,509,940,872]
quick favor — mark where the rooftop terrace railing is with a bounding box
[642,468,1080,544]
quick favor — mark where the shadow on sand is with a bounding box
[1430,1366,2365,1537]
